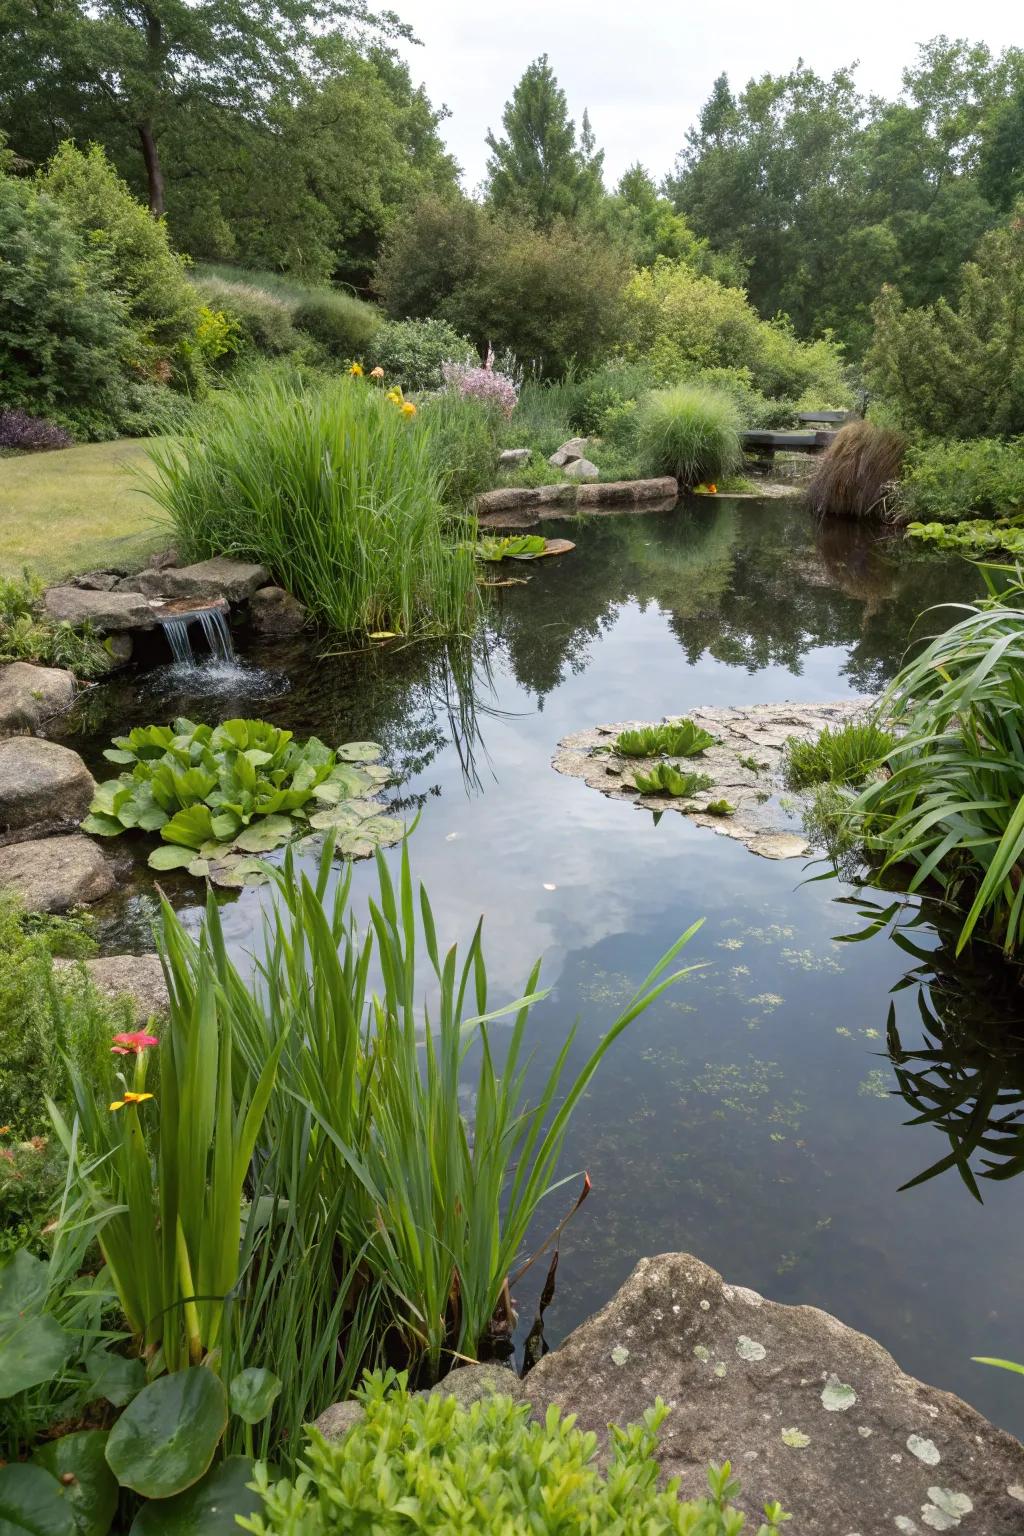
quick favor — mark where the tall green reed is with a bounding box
[143,371,478,638]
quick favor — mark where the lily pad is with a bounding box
[84,1345,145,1408]
[104,1368,228,1499]
[228,1368,282,1426]
[147,846,195,873]
[33,1432,117,1536]
[336,742,383,762]
[0,1463,74,1536]
[232,816,294,854]
[128,1458,261,1536]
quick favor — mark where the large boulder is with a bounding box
[548,437,588,468]
[0,663,77,734]
[0,833,115,912]
[137,558,270,603]
[250,586,307,636]
[53,953,168,1019]
[498,448,532,467]
[0,737,95,835]
[526,1253,1024,1534]
[43,586,155,632]
[563,457,599,481]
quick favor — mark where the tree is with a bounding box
[0,0,412,217]
[485,55,604,226]
[980,83,1024,211]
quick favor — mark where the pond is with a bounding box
[57,496,1024,1437]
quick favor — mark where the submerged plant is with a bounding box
[633,763,712,797]
[81,717,402,883]
[784,721,897,789]
[615,720,716,758]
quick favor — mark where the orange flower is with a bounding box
[111,1031,159,1056]
[707,483,718,494]
[0,1126,10,1136]
[109,1091,154,1112]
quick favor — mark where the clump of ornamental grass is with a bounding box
[784,721,896,789]
[806,419,906,519]
[635,385,743,489]
[143,370,479,638]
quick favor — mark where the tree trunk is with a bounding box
[138,121,165,218]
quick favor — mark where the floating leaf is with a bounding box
[336,742,383,762]
[359,816,405,848]
[187,859,210,878]
[0,1252,73,1400]
[84,1345,145,1408]
[147,846,195,872]
[0,1463,74,1536]
[33,1431,117,1536]
[308,806,364,833]
[780,1428,810,1448]
[233,816,294,854]
[104,1368,228,1499]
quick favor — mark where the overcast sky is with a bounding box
[394,0,1021,191]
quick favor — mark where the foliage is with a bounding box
[837,573,1024,955]
[603,163,745,280]
[899,436,1024,522]
[633,763,713,797]
[143,370,479,637]
[784,722,897,788]
[81,717,402,883]
[415,390,502,508]
[192,275,299,355]
[0,571,110,678]
[484,54,604,228]
[369,316,475,391]
[239,1373,788,1536]
[635,386,743,489]
[442,357,518,418]
[0,1135,66,1257]
[567,360,657,436]
[622,260,851,404]
[292,291,381,360]
[478,535,549,562]
[0,409,73,453]
[807,421,907,519]
[905,518,1024,557]
[704,799,736,816]
[615,721,717,757]
[867,214,1024,436]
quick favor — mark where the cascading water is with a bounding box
[156,605,235,665]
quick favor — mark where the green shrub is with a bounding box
[905,518,1024,557]
[784,722,897,788]
[370,316,475,391]
[0,571,111,678]
[568,360,657,435]
[635,386,743,488]
[144,370,478,637]
[239,1372,788,1536]
[900,437,1024,523]
[193,276,299,354]
[292,291,381,359]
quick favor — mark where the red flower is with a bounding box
[110,1031,159,1056]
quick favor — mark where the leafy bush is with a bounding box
[0,571,111,678]
[784,722,897,788]
[144,370,478,637]
[239,1372,788,1536]
[899,437,1024,522]
[0,1135,66,1257]
[370,316,475,391]
[81,718,402,882]
[292,291,382,359]
[442,357,518,417]
[807,420,906,519]
[0,409,73,453]
[867,217,1024,437]
[615,721,717,757]
[568,360,657,435]
[193,275,299,354]
[635,386,743,488]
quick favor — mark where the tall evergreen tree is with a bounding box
[485,55,603,226]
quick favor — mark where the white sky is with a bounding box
[394,0,1022,191]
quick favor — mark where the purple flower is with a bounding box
[441,360,518,419]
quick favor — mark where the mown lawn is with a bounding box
[0,439,172,580]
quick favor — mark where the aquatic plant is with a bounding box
[143,371,478,639]
[81,717,402,883]
[905,517,1024,557]
[615,720,716,758]
[703,799,736,816]
[634,385,743,489]
[806,420,906,520]
[633,763,712,797]
[239,1373,788,1536]
[477,534,548,561]
[784,721,897,789]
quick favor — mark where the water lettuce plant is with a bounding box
[633,763,713,797]
[784,721,897,789]
[615,720,716,758]
[239,1372,789,1536]
[477,534,548,561]
[81,718,402,884]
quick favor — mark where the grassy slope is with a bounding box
[0,439,171,580]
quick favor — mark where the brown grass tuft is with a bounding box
[807,420,907,519]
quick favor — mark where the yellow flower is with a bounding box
[370,366,385,379]
[386,388,403,403]
[109,1091,154,1112]
[348,362,364,376]
[401,401,417,417]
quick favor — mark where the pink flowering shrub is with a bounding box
[441,357,518,419]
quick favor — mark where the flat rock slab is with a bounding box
[525,1252,1024,1535]
[477,477,678,523]
[0,737,95,836]
[53,953,168,1018]
[0,833,115,912]
[43,586,155,632]
[552,699,875,859]
[0,662,77,734]
[137,557,270,602]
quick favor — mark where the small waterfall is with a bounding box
[157,605,235,665]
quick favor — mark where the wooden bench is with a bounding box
[741,430,838,459]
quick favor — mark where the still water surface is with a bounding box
[62,499,1024,1434]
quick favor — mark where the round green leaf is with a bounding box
[0,1253,73,1400]
[228,1368,282,1426]
[232,817,294,854]
[81,814,123,839]
[0,1464,74,1536]
[33,1433,117,1536]
[360,816,405,848]
[127,1458,260,1536]
[105,1368,228,1499]
[84,1345,145,1408]
[147,846,195,873]
[336,741,383,762]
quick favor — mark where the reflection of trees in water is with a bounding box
[489,501,983,702]
[839,892,1024,1199]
